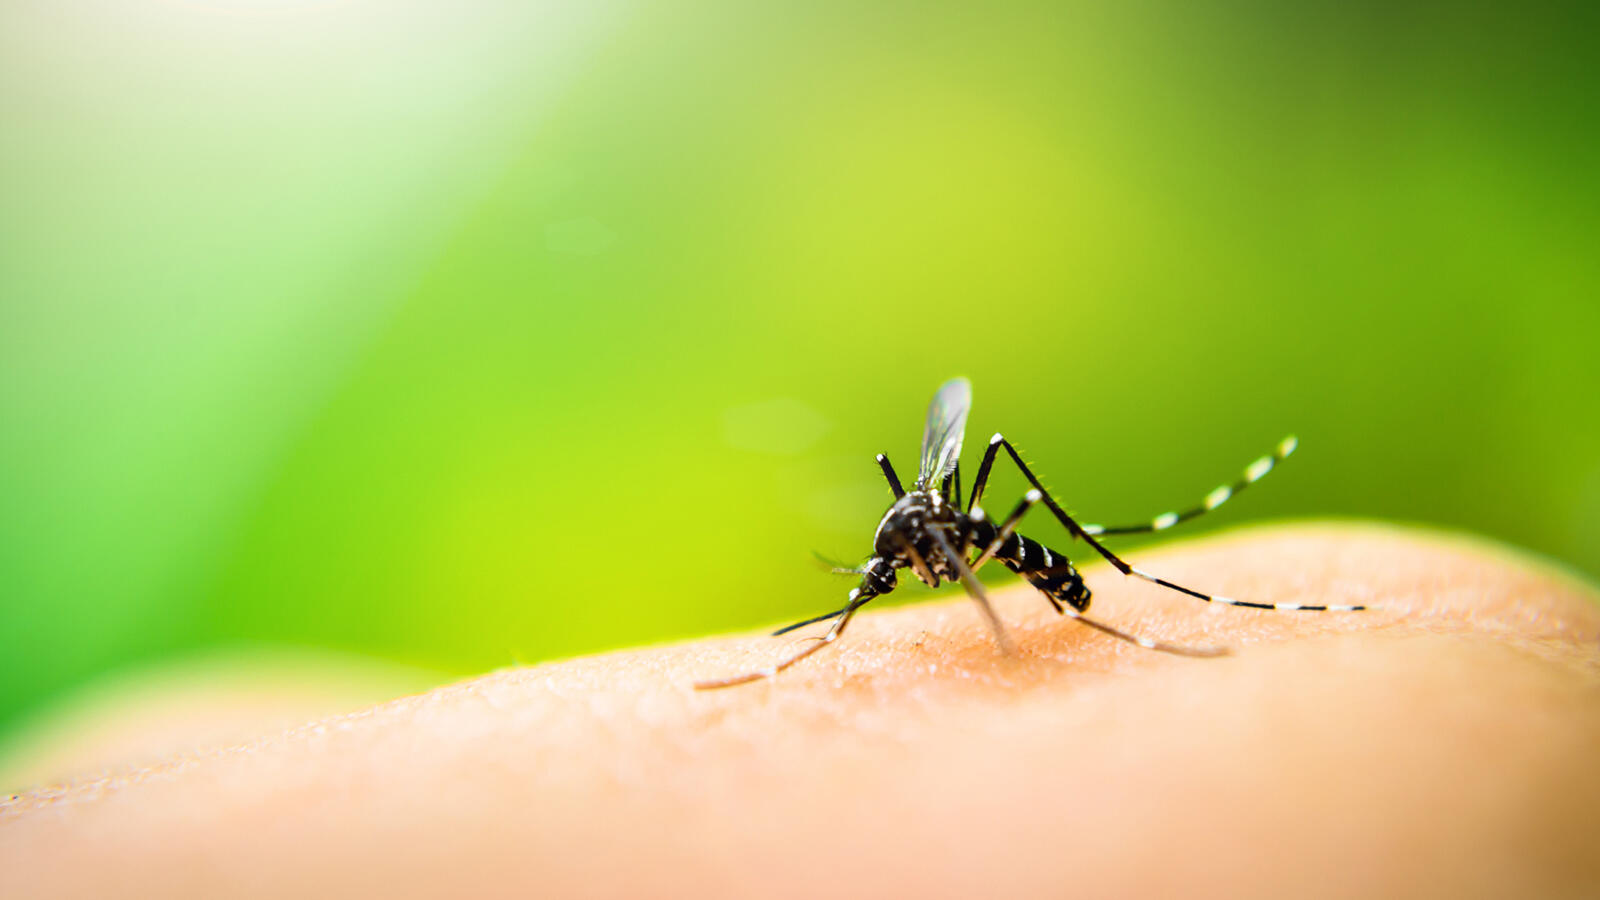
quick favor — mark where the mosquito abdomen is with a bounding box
[998,533,1091,612]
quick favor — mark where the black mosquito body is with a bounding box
[695,378,1364,689]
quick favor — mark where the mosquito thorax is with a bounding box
[872,490,964,565]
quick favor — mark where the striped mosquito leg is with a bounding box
[979,434,1365,613]
[1125,565,1367,612]
[986,526,1224,654]
[1081,436,1299,537]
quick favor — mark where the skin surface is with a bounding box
[3,522,1599,899]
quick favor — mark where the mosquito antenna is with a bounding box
[811,550,866,576]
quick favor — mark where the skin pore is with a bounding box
[3,522,1599,899]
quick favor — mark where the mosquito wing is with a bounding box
[916,377,971,491]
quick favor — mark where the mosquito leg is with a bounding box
[1080,436,1299,537]
[696,558,896,688]
[965,486,1229,654]
[965,494,1077,612]
[1055,604,1229,657]
[771,606,851,636]
[927,529,1015,654]
[958,505,983,559]
[967,437,1002,513]
[901,540,940,588]
[946,462,963,509]
[694,602,867,690]
[970,489,1042,571]
[876,453,905,499]
[984,434,1366,612]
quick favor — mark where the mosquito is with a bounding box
[694,377,1364,689]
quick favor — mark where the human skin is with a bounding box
[3,523,1599,899]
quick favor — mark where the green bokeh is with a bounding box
[2,0,1597,735]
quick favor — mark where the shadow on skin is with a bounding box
[4,522,1599,899]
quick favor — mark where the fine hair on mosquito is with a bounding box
[694,378,1365,690]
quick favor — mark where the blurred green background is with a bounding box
[2,0,1597,742]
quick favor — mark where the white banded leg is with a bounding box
[1082,436,1299,536]
[1126,566,1366,612]
[965,492,1228,656]
[972,433,1367,613]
